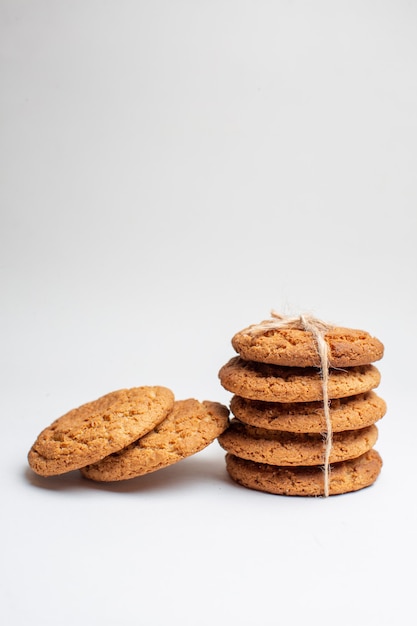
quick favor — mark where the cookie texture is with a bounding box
[28,386,175,477]
[219,357,381,402]
[225,450,383,496]
[230,391,386,433]
[232,325,384,367]
[218,419,378,466]
[81,399,229,482]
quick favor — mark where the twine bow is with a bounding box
[245,311,334,497]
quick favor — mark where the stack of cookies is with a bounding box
[218,314,385,496]
[28,387,229,482]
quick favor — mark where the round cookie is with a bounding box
[225,449,383,496]
[81,399,229,482]
[218,357,381,402]
[218,419,378,466]
[230,391,386,433]
[28,386,175,477]
[232,324,384,367]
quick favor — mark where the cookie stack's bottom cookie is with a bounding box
[218,314,385,496]
[224,450,383,497]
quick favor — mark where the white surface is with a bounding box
[1,1,416,625]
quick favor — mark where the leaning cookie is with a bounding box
[225,450,383,496]
[28,386,175,477]
[218,419,378,466]
[81,399,229,481]
[219,357,381,402]
[232,324,384,367]
[230,392,386,433]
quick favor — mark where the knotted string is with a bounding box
[244,311,334,497]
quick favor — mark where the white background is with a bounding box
[1,1,416,625]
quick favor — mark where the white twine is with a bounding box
[245,311,334,497]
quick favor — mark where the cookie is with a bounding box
[225,449,383,496]
[232,324,384,367]
[218,357,381,402]
[28,386,175,477]
[218,418,378,466]
[230,391,386,433]
[81,399,229,482]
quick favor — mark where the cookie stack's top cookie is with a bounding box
[28,387,229,481]
[231,323,384,368]
[218,312,385,497]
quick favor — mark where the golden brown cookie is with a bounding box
[81,399,229,482]
[230,391,386,433]
[28,386,175,477]
[218,418,378,466]
[232,324,384,367]
[225,449,383,496]
[218,357,380,402]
